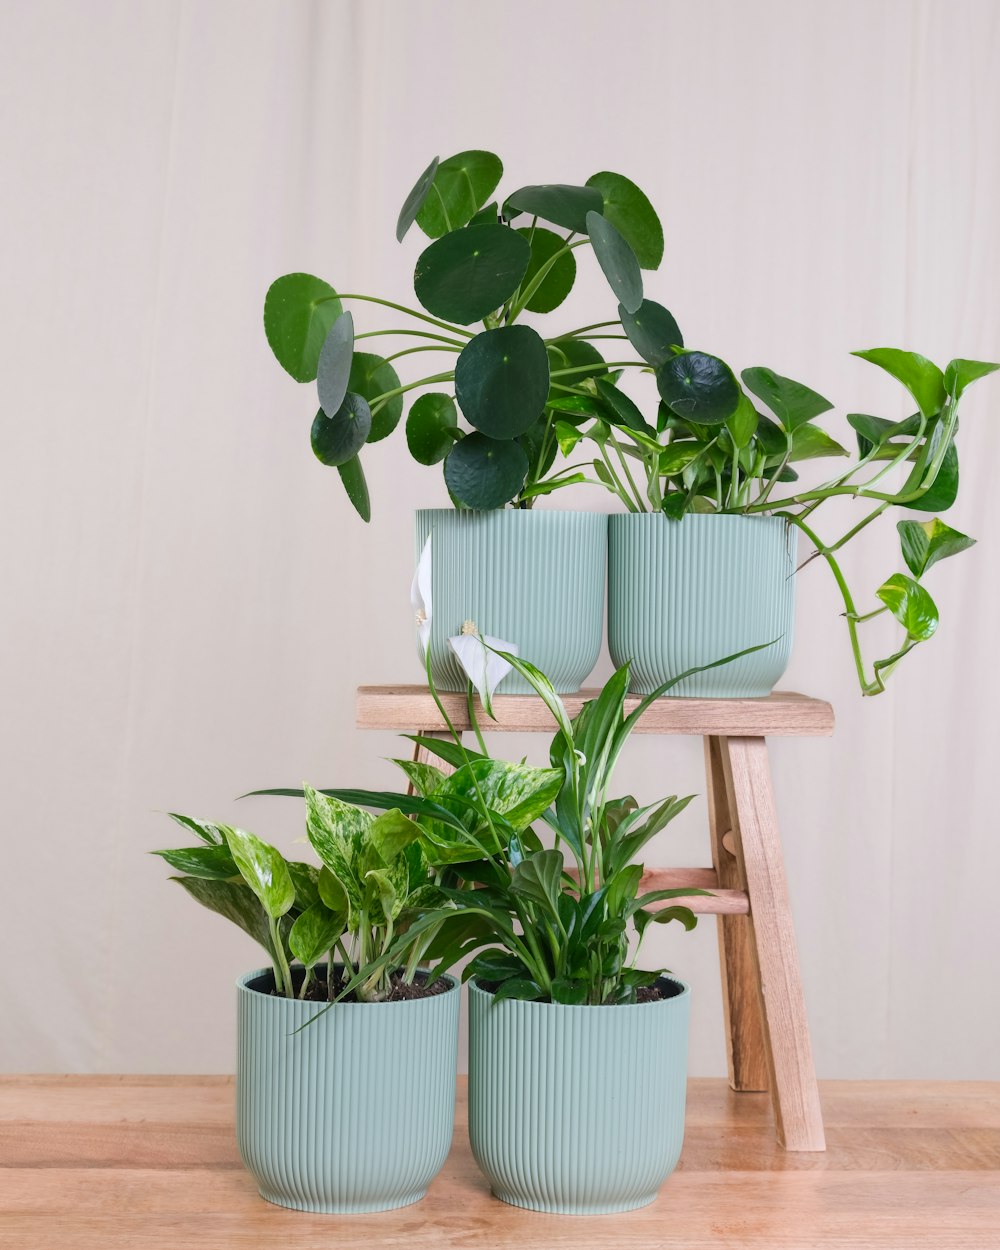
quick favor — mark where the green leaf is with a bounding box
[289,901,347,969]
[467,951,528,983]
[416,150,503,238]
[311,393,371,467]
[897,518,975,577]
[172,876,275,954]
[634,905,697,940]
[606,864,643,918]
[402,734,486,771]
[391,758,448,796]
[437,759,562,833]
[853,348,946,419]
[658,352,739,425]
[396,155,439,242]
[348,353,402,443]
[502,183,604,234]
[167,813,224,845]
[444,432,528,509]
[221,826,295,920]
[741,366,833,431]
[586,171,663,269]
[315,312,355,420]
[555,420,585,456]
[658,443,702,476]
[876,573,939,641]
[510,848,564,919]
[304,786,373,918]
[413,224,530,325]
[317,866,349,914]
[286,861,321,910]
[900,442,959,513]
[551,977,588,1005]
[586,210,642,314]
[492,977,545,1003]
[944,357,1000,399]
[263,273,343,383]
[336,454,370,522]
[454,325,550,439]
[518,415,557,479]
[594,378,652,434]
[405,392,459,465]
[619,300,682,367]
[847,411,922,457]
[151,845,236,879]
[369,808,420,863]
[788,423,849,461]
[516,226,576,313]
[468,201,499,227]
[726,391,759,449]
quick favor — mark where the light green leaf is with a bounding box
[586,171,663,269]
[944,357,999,399]
[726,391,758,449]
[416,150,503,238]
[788,423,849,461]
[166,812,224,845]
[899,441,959,513]
[436,759,562,833]
[741,366,833,431]
[897,518,975,577]
[555,420,585,456]
[264,273,342,383]
[876,573,939,641]
[658,443,702,476]
[391,759,448,797]
[510,848,564,919]
[222,826,295,920]
[286,861,321,910]
[304,785,372,917]
[289,901,347,969]
[317,866,349,914]
[852,348,946,419]
[370,808,420,864]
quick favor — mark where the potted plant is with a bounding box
[263,150,670,693]
[153,791,461,1213]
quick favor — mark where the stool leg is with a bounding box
[704,735,769,1093]
[723,735,825,1151]
[405,729,456,795]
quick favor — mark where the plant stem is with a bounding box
[382,343,462,366]
[369,371,457,416]
[611,436,647,511]
[268,915,293,998]
[507,238,590,321]
[326,293,474,339]
[597,443,638,511]
[554,320,621,339]
[355,328,466,348]
[467,686,489,755]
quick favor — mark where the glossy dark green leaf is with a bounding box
[547,338,608,388]
[518,415,557,478]
[502,183,604,234]
[315,312,355,421]
[264,273,343,383]
[348,352,402,443]
[900,442,959,512]
[336,454,370,522]
[847,411,922,458]
[788,423,849,461]
[586,171,663,269]
[551,977,588,1006]
[619,300,682,367]
[944,357,1000,399]
[151,845,236,879]
[594,378,651,433]
[510,848,564,919]
[853,348,946,419]
[311,393,371,467]
[741,366,833,431]
[455,325,549,438]
[222,826,295,920]
[633,905,697,939]
[167,812,224,846]
[289,901,347,968]
[406,392,459,465]
[726,391,758,449]
[414,225,530,324]
[468,201,500,227]
[172,876,274,954]
[467,951,527,983]
[492,977,545,1003]
[658,352,739,425]
[516,226,576,313]
[396,156,439,242]
[586,210,642,314]
[876,574,938,641]
[897,518,975,577]
[443,433,529,509]
[416,150,503,238]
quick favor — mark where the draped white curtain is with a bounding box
[2,0,998,1076]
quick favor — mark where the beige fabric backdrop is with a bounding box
[2,0,998,1077]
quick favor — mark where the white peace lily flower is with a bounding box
[411,536,433,658]
[448,622,519,717]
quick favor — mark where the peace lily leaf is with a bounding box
[594,378,651,433]
[444,433,529,509]
[586,171,663,269]
[370,808,420,863]
[289,901,347,969]
[436,758,562,833]
[455,325,550,439]
[876,573,939,641]
[222,826,295,920]
[741,366,833,431]
[944,357,999,399]
[726,391,759,449]
[311,393,372,467]
[396,155,439,242]
[788,423,849,461]
[172,876,275,954]
[619,300,683,367]
[516,226,576,313]
[897,518,975,577]
[416,150,503,238]
[405,392,458,466]
[264,273,343,383]
[493,977,545,1003]
[586,210,643,314]
[551,977,588,1006]
[286,861,321,910]
[502,183,604,234]
[853,348,946,419]
[413,224,530,325]
[151,845,237,879]
[658,352,740,425]
[336,454,370,522]
[348,353,402,443]
[167,812,224,846]
[510,848,564,919]
[899,441,959,512]
[315,311,355,420]
[467,951,527,983]
[633,905,697,940]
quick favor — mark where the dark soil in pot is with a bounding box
[245,965,450,1002]
[475,974,684,1004]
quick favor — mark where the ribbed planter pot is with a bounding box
[235,968,460,1213]
[414,509,606,695]
[468,977,691,1214]
[608,513,796,697]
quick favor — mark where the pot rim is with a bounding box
[468,973,690,1010]
[237,966,460,1005]
[607,511,790,527]
[415,507,611,521]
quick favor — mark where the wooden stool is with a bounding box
[356,686,832,1152]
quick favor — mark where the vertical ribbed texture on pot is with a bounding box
[468,979,691,1215]
[414,509,607,694]
[236,969,460,1213]
[608,514,797,697]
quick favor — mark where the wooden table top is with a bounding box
[2,1075,998,1248]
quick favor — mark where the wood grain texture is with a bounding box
[564,866,750,916]
[356,687,835,737]
[2,1076,998,1249]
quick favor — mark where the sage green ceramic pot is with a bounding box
[608,513,796,697]
[414,509,606,695]
[468,976,691,1214]
[236,968,460,1213]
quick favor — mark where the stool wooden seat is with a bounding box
[356,685,832,1152]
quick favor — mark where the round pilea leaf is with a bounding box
[396,155,439,243]
[264,273,343,383]
[311,392,372,466]
[414,225,530,325]
[444,432,529,510]
[347,352,402,443]
[455,325,550,439]
[586,172,664,270]
[315,312,355,421]
[406,392,459,465]
[337,454,370,522]
[516,226,577,313]
[502,183,604,234]
[586,210,643,314]
[657,351,740,425]
[546,337,608,388]
[619,299,683,367]
[416,150,503,239]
